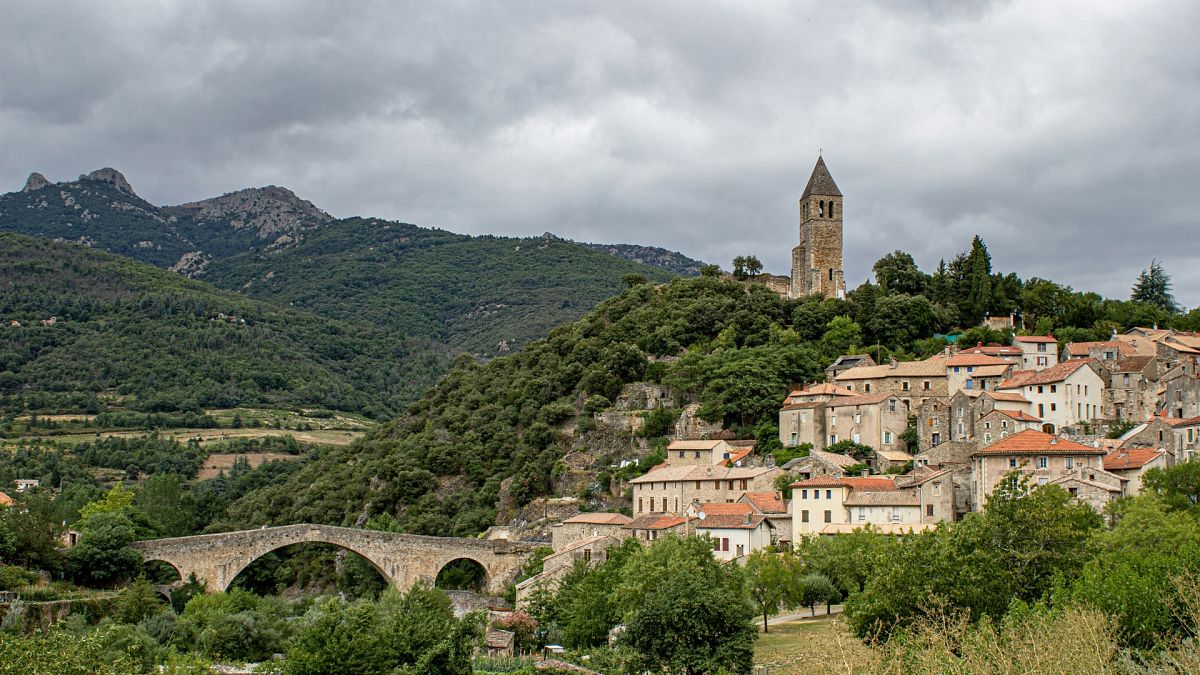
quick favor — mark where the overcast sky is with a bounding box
[2,1,1198,306]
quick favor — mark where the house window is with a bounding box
[865,383,872,393]
[639,498,643,512]
[984,432,992,443]
[923,381,931,390]
[854,413,862,424]
[678,451,685,458]
[985,422,991,430]
[1037,356,1047,366]
[584,549,592,562]
[736,544,744,557]
[694,451,701,459]
[1038,386,1044,394]
[1037,456,1049,469]
[903,382,911,391]
[825,490,832,499]
[954,367,960,373]
[884,431,894,444]
[1123,374,1131,387]
[802,510,809,523]
[889,399,897,412]
[926,504,934,516]
[801,489,808,499]
[891,507,900,522]
[1050,385,1057,393]
[824,510,832,523]
[1002,421,1008,429]
[722,538,730,552]
[852,432,861,443]
[696,480,702,489]
[1009,458,1018,468]
[741,479,748,490]
[1066,457,1074,469]
[933,482,941,496]
[831,415,838,426]
[1038,343,1047,352]
[1050,403,1057,412]
[650,498,656,511]
[713,538,721,551]
[858,508,865,522]
[829,434,838,445]
[966,379,975,390]
[1038,477,1048,485]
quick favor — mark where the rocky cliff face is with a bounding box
[172,185,332,244]
[22,173,50,192]
[82,168,137,197]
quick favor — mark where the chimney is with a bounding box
[889,357,898,369]
[860,469,870,477]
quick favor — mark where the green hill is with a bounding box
[203,223,676,355]
[0,233,453,419]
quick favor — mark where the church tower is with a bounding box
[790,156,846,299]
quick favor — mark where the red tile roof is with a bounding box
[1104,447,1167,471]
[697,513,767,529]
[960,343,1022,356]
[998,359,1095,388]
[946,353,1013,367]
[561,512,633,525]
[741,491,787,514]
[995,409,1042,422]
[0,492,11,507]
[698,502,754,516]
[1014,335,1058,343]
[791,476,898,491]
[722,448,753,466]
[625,514,690,530]
[1065,341,1133,357]
[972,429,1105,456]
[784,383,858,401]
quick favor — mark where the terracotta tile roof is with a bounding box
[722,448,753,466]
[630,465,775,484]
[1104,447,1167,471]
[946,353,1013,367]
[971,429,1105,456]
[667,440,726,450]
[876,449,914,461]
[960,343,1023,356]
[792,476,898,491]
[826,393,896,407]
[1014,335,1058,343]
[995,409,1042,422]
[983,391,1032,403]
[895,468,951,486]
[781,401,824,411]
[561,512,632,526]
[741,491,787,514]
[697,513,767,529]
[1113,355,1155,373]
[843,490,921,507]
[998,359,1095,388]
[698,502,754,516]
[1049,473,1123,494]
[624,514,690,530]
[1065,341,1133,357]
[834,354,950,380]
[784,383,858,401]
[784,449,859,471]
[0,492,11,507]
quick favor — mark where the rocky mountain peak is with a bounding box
[22,173,50,193]
[81,168,137,197]
[172,185,333,242]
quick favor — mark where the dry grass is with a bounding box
[754,618,875,674]
[11,427,364,447]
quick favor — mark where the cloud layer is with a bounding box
[2,1,1198,306]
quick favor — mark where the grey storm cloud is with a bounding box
[1,0,1198,306]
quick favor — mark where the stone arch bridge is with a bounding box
[131,524,535,596]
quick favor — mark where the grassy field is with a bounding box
[3,427,364,448]
[755,617,875,674]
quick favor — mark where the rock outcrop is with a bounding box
[172,185,332,242]
[22,173,50,193]
[82,168,137,197]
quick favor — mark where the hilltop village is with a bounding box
[508,158,1200,609]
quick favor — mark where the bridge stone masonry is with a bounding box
[131,524,536,596]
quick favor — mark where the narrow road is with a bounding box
[767,604,844,625]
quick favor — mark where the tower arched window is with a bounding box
[818,201,825,217]
[829,201,835,218]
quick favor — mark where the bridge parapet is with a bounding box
[132,524,535,595]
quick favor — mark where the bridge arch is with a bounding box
[131,524,534,596]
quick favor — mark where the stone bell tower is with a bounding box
[790,156,846,300]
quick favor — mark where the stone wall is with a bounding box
[675,403,723,440]
[132,524,536,596]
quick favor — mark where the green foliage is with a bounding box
[744,550,802,632]
[873,251,928,296]
[1131,259,1179,313]
[731,255,763,279]
[65,510,143,588]
[0,233,452,419]
[846,478,1100,641]
[800,572,840,613]
[772,442,811,468]
[0,625,136,675]
[1141,461,1200,513]
[638,407,677,438]
[0,566,37,591]
[1105,419,1138,439]
[114,577,168,625]
[616,536,756,674]
[175,589,292,662]
[1059,496,1200,648]
[283,584,482,675]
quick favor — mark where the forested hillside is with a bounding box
[0,233,453,418]
[203,224,675,355]
[214,239,1198,535]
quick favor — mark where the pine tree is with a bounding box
[1131,260,1179,313]
[962,236,993,325]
